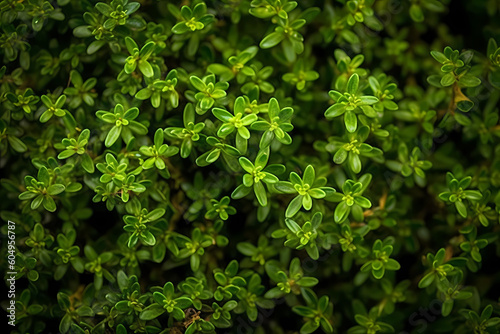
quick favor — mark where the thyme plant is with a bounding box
[1,0,500,333]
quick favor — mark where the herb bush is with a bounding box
[1,0,500,333]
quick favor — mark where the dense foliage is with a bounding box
[1,0,500,333]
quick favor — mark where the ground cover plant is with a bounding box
[1,0,500,333]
